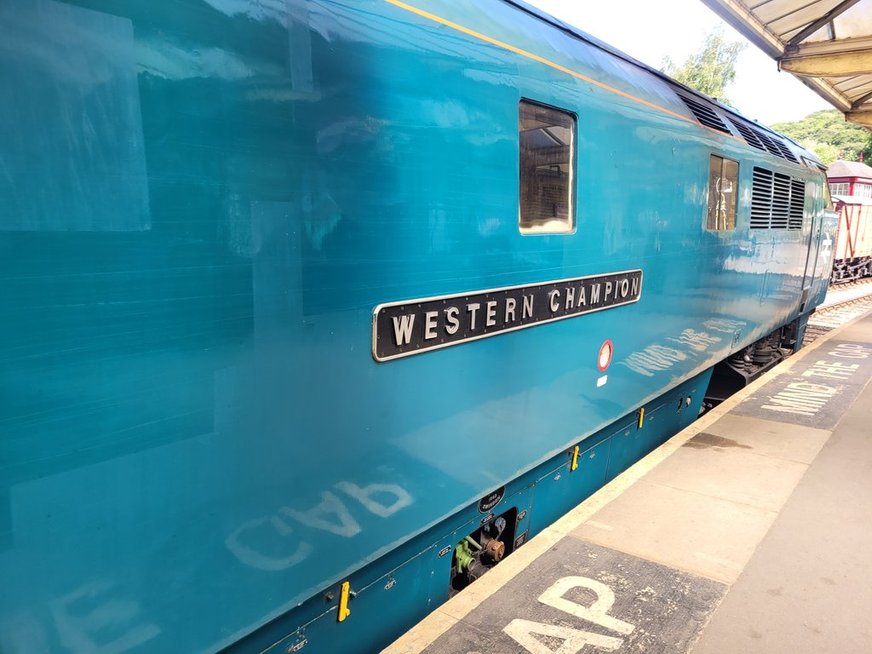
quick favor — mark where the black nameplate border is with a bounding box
[372,269,642,362]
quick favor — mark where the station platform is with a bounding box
[385,310,872,654]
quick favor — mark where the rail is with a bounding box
[805,279,872,343]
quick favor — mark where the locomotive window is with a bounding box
[519,100,576,234]
[822,178,835,211]
[706,155,738,231]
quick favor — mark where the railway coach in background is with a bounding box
[828,160,872,283]
[0,1,836,653]
[831,194,872,283]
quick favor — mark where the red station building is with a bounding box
[827,159,872,199]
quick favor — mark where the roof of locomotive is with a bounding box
[503,0,822,166]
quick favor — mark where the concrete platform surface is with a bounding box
[385,310,872,654]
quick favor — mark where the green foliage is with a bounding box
[772,110,872,165]
[801,141,841,166]
[662,27,745,104]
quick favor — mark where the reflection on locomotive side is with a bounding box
[226,482,414,572]
[0,0,838,653]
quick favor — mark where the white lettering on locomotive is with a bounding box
[393,314,415,346]
[375,271,642,360]
[424,311,438,340]
[486,300,498,327]
[505,297,517,322]
[549,289,560,313]
[467,302,481,330]
[522,293,534,319]
[589,283,601,304]
[445,306,460,334]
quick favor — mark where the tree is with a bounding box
[772,110,872,164]
[662,27,745,105]
[801,141,840,166]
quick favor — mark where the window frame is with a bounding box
[829,182,849,197]
[810,164,833,211]
[518,98,578,235]
[705,154,739,232]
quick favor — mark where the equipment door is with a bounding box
[800,173,836,311]
[800,204,829,312]
[802,214,823,290]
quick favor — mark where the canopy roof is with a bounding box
[702,0,872,127]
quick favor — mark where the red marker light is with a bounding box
[597,340,613,372]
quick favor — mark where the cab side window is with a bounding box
[706,154,739,231]
[519,100,576,234]
[819,166,835,211]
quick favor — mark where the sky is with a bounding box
[524,0,832,126]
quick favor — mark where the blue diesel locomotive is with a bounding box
[0,0,836,652]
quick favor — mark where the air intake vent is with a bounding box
[751,167,773,229]
[728,117,799,163]
[752,166,806,229]
[789,179,805,229]
[771,172,790,229]
[774,138,799,163]
[729,118,765,152]
[755,130,784,159]
[677,94,731,134]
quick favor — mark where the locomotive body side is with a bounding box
[0,1,835,653]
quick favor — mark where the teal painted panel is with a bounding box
[529,438,610,535]
[0,0,835,652]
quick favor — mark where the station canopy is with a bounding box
[702,0,872,127]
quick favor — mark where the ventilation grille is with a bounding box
[676,92,801,164]
[678,94,731,134]
[775,139,799,163]
[751,166,805,230]
[728,117,799,163]
[729,119,765,151]
[751,168,773,229]
[772,173,790,229]
[789,179,805,229]
[757,130,785,159]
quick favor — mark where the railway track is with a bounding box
[805,278,872,344]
